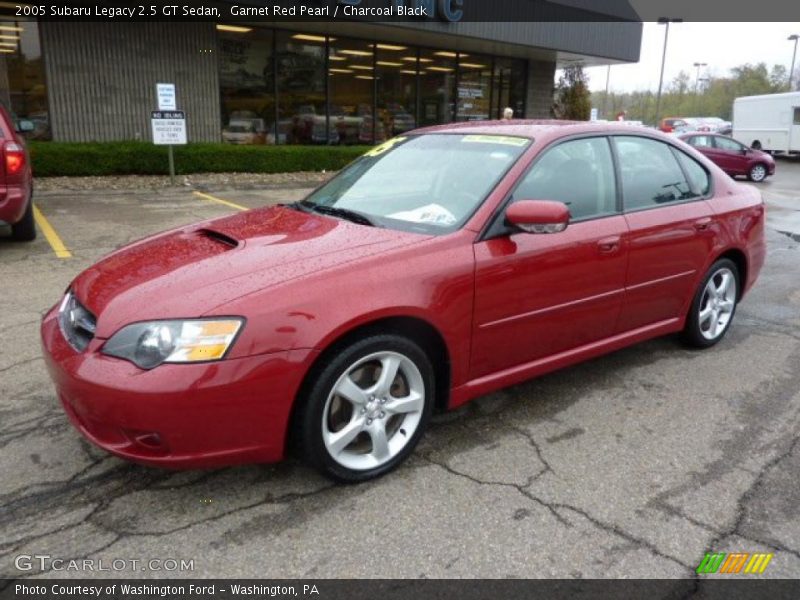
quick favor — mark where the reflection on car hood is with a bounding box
[71,205,427,338]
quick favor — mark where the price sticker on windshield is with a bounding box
[462,135,529,147]
[365,137,407,157]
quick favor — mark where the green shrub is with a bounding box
[27,141,371,177]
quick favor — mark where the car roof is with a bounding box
[411,119,663,143]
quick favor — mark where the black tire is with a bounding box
[748,163,768,183]
[10,199,36,241]
[751,140,762,151]
[296,334,435,483]
[682,258,740,349]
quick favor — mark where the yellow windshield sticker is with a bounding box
[365,136,407,157]
[462,135,529,147]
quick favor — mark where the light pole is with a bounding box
[654,17,682,127]
[789,34,799,91]
[693,62,707,114]
[602,65,611,119]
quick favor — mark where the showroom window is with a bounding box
[216,27,528,145]
[492,58,526,120]
[418,48,456,127]
[376,43,417,138]
[0,17,50,140]
[218,25,275,145]
[275,31,326,145]
[329,37,375,145]
[457,54,492,121]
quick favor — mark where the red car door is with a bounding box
[614,135,717,331]
[471,136,629,378]
[712,135,749,176]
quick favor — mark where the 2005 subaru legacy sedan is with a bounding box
[41,120,765,482]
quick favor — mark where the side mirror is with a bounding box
[16,119,35,133]
[506,200,570,234]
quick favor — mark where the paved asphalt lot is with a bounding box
[1,161,799,580]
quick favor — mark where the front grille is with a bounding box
[58,292,97,352]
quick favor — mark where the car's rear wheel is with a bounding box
[682,259,739,348]
[297,334,434,483]
[10,199,36,241]
[748,163,768,183]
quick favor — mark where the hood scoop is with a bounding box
[195,228,239,248]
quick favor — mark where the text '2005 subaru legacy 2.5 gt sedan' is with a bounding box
[41,120,765,482]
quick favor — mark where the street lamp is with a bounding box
[693,62,707,114]
[654,18,682,127]
[789,34,799,91]
[602,65,611,119]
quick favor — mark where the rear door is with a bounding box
[614,135,716,332]
[711,135,749,176]
[471,136,629,378]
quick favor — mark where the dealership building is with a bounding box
[0,9,641,145]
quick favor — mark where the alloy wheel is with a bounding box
[750,164,767,182]
[698,267,737,341]
[321,351,425,471]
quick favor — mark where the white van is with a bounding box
[732,92,800,154]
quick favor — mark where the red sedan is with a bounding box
[41,121,765,482]
[679,132,776,183]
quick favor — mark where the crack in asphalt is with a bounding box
[0,356,43,374]
[420,453,694,573]
[706,435,800,559]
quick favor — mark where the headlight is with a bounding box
[102,319,244,370]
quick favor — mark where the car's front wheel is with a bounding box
[748,163,768,183]
[682,259,739,348]
[297,334,434,483]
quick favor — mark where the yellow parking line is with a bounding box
[192,191,247,212]
[32,205,72,259]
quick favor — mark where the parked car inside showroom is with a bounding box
[0,104,35,241]
[41,120,765,482]
[679,132,775,182]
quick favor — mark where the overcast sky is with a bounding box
[584,22,800,93]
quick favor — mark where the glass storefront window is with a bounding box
[329,38,374,145]
[376,44,417,138]
[418,49,456,127]
[492,58,527,120]
[0,18,49,139]
[457,54,492,121]
[218,25,275,145]
[216,28,527,145]
[276,31,326,145]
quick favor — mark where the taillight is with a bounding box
[4,141,26,176]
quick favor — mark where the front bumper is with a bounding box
[41,307,312,469]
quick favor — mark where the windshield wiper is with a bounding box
[300,201,377,227]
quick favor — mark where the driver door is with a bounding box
[470,136,629,379]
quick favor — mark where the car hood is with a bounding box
[71,205,428,338]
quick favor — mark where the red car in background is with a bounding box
[0,104,35,241]
[41,121,765,482]
[679,132,776,182]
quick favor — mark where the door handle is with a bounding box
[694,218,713,231]
[597,236,621,254]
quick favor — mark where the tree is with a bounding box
[553,64,591,120]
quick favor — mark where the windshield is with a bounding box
[302,133,530,234]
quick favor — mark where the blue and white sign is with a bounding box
[156,83,176,111]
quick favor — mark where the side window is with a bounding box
[714,136,745,152]
[794,108,800,125]
[614,136,699,211]
[514,137,617,221]
[688,135,713,148]
[672,148,711,197]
